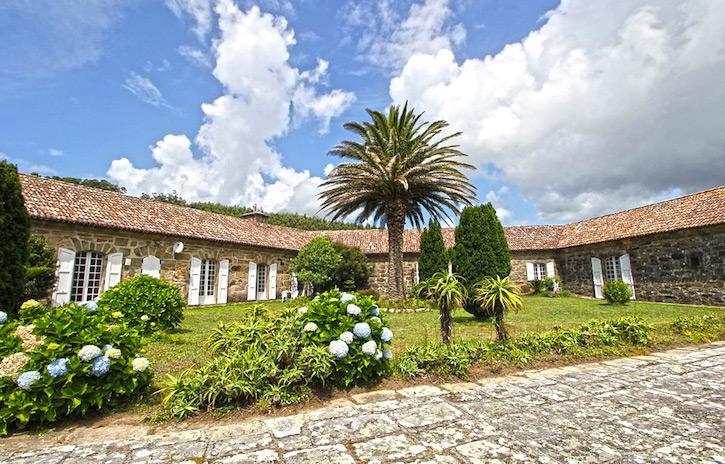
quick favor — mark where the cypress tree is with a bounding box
[0,161,31,315]
[418,218,448,281]
[450,203,511,317]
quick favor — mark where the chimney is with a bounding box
[240,204,270,224]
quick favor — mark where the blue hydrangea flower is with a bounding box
[0,311,7,324]
[346,304,361,316]
[328,340,349,359]
[353,322,371,339]
[82,300,98,311]
[78,345,102,362]
[47,358,70,378]
[340,293,356,303]
[17,370,41,390]
[103,344,114,351]
[339,331,354,345]
[303,322,318,332]
[90,356,111,377]
[381,327,394,342]
[383,348,393,360]
[361,340,377,356]
[371,307,380,317]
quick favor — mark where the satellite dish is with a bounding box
[173,241,184,253]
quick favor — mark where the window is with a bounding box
[688,253,702,269]
[604,256,621,281]
[533,263,547,281]
[257,263,267,294]
[71,251,103,302]
[199,260,216,298]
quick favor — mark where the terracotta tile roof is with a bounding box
[20,174,725,253]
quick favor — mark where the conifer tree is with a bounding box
[418,219,448,281]
[0,161,31,315]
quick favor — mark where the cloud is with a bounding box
[178,45,212,67]
[123,72,170,108]
[1,152,56,176]
[166,0,213,41]
[485,187,512,224]
[48,148,64,157]
[109,1,354,215]
[341,0,465,72]
[390,0,725,222]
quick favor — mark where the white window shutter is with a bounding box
[217,259,230,304]
[247,261,257,301]
[52,248,76,306]
[591,257,604,299]
[268,263,277,300]
[414,262,420,284]
[619,254,636,300]
[188,257,201,306]
[291,273,299,298]
[546,261,555,278]
[447,261,453,275]
[104,253,123,291]
[526,263,535,281]
[141,256,161,279]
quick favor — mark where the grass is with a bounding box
[146,295,724,380]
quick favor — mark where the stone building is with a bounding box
[19,174,725,307]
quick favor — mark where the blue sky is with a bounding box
[2,0,724,226]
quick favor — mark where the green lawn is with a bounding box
[146,295,723,380]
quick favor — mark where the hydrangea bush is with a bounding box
[97,275,185,332]
[297,290,393,386]
[0,301,152,435]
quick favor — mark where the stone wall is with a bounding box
[31,221,297,304]
[367,254,419,295]
[558,225,725,306]
[510,251,558,289]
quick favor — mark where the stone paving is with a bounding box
[2,343,724,463]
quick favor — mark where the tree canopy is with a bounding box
[1,161,31,314]
[418,218,448,281]
[290,237,343,291]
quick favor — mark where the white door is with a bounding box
[104,252,123,291]
[591,257,604,299]
[247,261,257,301]
[619,254,636,300]
[268,263,277,300]
[199,260,217,305]
[53,248,76,306]
[217,259,229,304]
[142,255,161,279]
[188,257,201,305]
[256,263,268,300]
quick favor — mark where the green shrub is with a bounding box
[290,237,343,293]
[543,276,561,292]
[603,280,633,304]
[357,289,381,301]
[0,162,31,316]
[418,218,448,281]
[23,236,56,301]
[0,301,151,435]
[528,280,546,294]
[333,243,370,290]
[97,275,185,332]
[671,314,725,342]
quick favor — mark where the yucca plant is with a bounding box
[415,272,468,344]
[473,276,523,341]
[319,102,477,299]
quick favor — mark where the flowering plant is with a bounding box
[297,290,393,386]
[0,301,152,435]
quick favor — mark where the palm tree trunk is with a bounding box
[495,303,508,341]
[440,307,452,344]
[385,201,406,299]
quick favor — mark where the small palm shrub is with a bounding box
[0,301,151,435]
[98,275,185,332]
[603,280,632,304]
[543,276,561,292]
[415,272,467,344]
[528,279,546,294]
[474,276,523,341]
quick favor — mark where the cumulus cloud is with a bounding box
[123,73,170,107]
[342,0,465,72]
[390,0,725,221]
[109,1,354,214]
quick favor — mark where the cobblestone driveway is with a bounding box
[2,343,724,463]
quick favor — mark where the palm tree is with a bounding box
[473,276,523,341]
[319,103,477,298]
[415,272,468,344]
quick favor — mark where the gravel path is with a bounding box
[2,343,724,463]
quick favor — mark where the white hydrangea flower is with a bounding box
[328,340,349,359]
[375,350,383,360]
[370,316,381,323]
[0,311,8,324]
[78,345,102,362]
[339,331,354,345]
[381,327,394,342]
[346,304,361,316]
[140,315,150,322]
[340,293,356,303]
[383,348,393,360]
[297,306,308,316]
[105,348,122,359]
[131,357,150,372]
[353,322,371,339]
[303,322,318,332]
[361,340,377,356]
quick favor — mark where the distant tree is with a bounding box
[141,191,187,206]
[43,175,127,193]
[1,161,31,315]
[290,237,343,294]
[450,203,511,318]
[333,243,371,290]
[418,218,448,281]
[23,235,56,301]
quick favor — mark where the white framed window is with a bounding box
[533,263,547,281]
[199,260,216,304]
[71,251,103,302]
[604,256,621,281]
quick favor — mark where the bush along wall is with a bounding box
[0,300,152,435]
[0,161,31,316]
[161,290,393,418]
